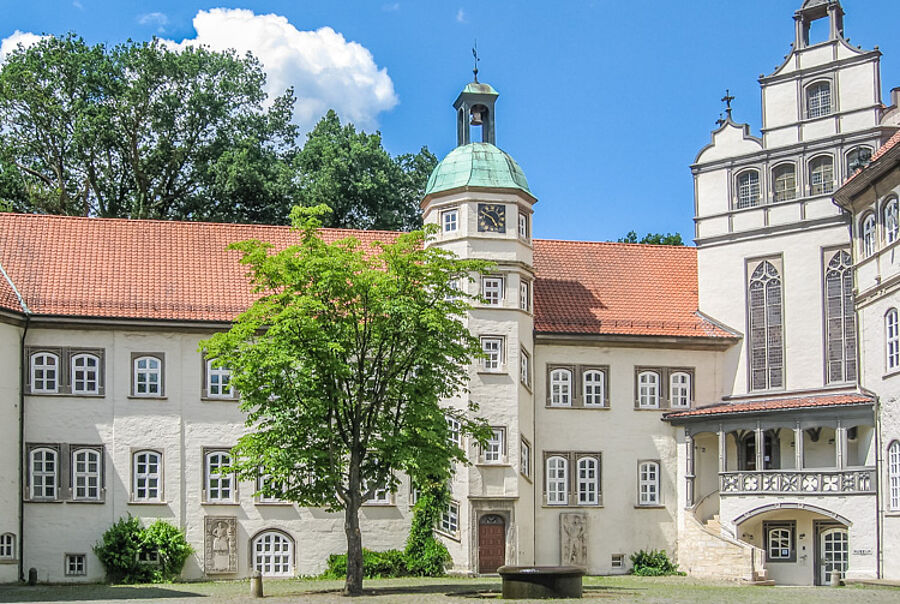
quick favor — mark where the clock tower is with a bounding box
[422,79,537,573]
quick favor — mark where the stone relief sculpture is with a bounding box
[560,513,588,567]
[205,516,237,574]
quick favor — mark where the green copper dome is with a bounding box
[425,142,531,197]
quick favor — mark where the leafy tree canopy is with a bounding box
[618,230,684,246]
[200,205,491,594]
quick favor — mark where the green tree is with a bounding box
[294,110,437,231]
[618,230,684,245]
[200,205,491,595]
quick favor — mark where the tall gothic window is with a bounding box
[749,261,784,391]
[736,170,761,209]
[824,251,856,383]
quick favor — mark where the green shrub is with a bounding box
[94,516,193,584]
[630,549,685,576]
[322,548,408,579]
[403,481,451,576]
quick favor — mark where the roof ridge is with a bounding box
[534,237,695,250]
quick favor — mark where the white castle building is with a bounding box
[1,0,900,586]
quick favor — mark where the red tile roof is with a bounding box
[532,239,735,338]
[664,393,873,420]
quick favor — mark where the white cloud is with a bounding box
[456,8,467,23]
[165,9,397,133]
[0,30,45,62]
[381,2,400,11]
[73,0,84,10]
[138,12,169,33]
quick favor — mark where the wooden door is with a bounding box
[478,514,506,573]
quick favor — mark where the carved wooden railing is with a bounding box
[720,467,875,495]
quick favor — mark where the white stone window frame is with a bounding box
[441,208,459,234]
[771,162,797,203]
[884,197,899,245]
[132,353,164,397]
[889,440,900,511]
[438,500,460,537]
[64,553,87,576]
[764,521,796,563]
[886,308,900,372]
[204,448,236,504]
[582,369,606,407]
[637,370,660,409]
[480,336,503,372]
[132,449,163,503]
[71,446,104,502]
[446,415,462,448]
[0,533,15,561]
[809,155,835,196]
[482,426,506,464]
[806,80,832,119]
[28,445,59,501]
[481,276,503,306]
[71,353,101,396]
[520,437,532,479]
[251,530,295,577]
[30,351,60,394]
[549,368,573,407]
[203,358,236,400]
[576,456,600,505]
[861,212,877,258]
[638,460,661,506]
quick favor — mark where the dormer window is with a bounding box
[736,170,761,209]
[807,82,832,119]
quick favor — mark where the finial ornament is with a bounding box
[472,40,480,83]
[721,89,735,120]
[716,113,726,127]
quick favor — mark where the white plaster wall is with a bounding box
[0,320,22,583]
[695,125,762,165]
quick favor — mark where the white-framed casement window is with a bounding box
[583,370,605,407]
[520,438,531,478]
[0,533,14,560]
[889,441,900,511]
[546,456,568,505]
[29,447,58,500]
[446,415,461,448]
[65,553,87,576]
[483,427,505,463]
[364,479,392,505]
[764,521,796,562]
[133,355,163,396]
[71,353,100,395]
[887,309,900,371]
[577,457,600,505]
[257,472,288,504]
[482,276,503,306]
[809,156,834,195]
[30,352,59,393]
[637,371,660,408]
[441,208,459,233]
[736,169,760,209]
[520,349,531,387]
[519,281,530,311]
[638,461,660,505]
[439,501,460,536]
[549,368,572,407]
[772,164,796,202]
[807,81,832,119]
[206,360,234,399]
[133,450,162,502]
[611,554,625,569]
[72,448,102,501]
[862,213,877,257]
[885,198,899,244]
[205,450,235,503]
[669,372,691,408]
[252,531,294,577]
[518,212,528,240]
[481,336,503,371]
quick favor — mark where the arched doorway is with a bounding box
[478,514,506,573]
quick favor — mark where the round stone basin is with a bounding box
[497,565,586,599]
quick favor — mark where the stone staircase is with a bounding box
[679,510,773,585]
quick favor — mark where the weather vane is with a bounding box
[472,40,480,83]
[721,89,735,120]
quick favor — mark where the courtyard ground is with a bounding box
[1,575,898,603]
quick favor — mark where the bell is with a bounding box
[470,108,483,126]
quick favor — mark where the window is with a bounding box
[889,441,900,511]
[205,450,234,503]
[824,251,856,383]
[577,457,600,505]
[748,260,784,390]
[365,480,391,504]
[439,501,460,535]
[481,337,503,371]
[133,355,163,396]
[206,360,234,399]
[888,309,900,371]
[72,448,102,501]
[482,276,503,306]
[637,371,660,408]
[611,554,625,569]
[736,170,761,209]
[519,281,530,311]
[669,372,691,408]
[583,370,605,407]
[65,553,87,576]
[257,473,287,504]
[862,213,876,257]
[518,212,529,239]
[71,353,100,395]
[483,427,505,463]
[885,198,899,244]
[133,450,162,502]
[520,349,531,387]
[29,447,57,500]
[764,521,796,562]
[847,146,872,173]
[0,534,14,560]
[252,531,294,577]
[549,368,572,407]
[441,208,459,233]
[30,352,59,393]
[638,461,660,505]
[807,82,832,118]
[446,415,461,447]
[772,164,796,202]
[546,456,568,505]
[809,156,834,195]
[520,438,531,478]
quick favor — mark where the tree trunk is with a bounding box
[343,496,364,596]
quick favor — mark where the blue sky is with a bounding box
[3,1,899,242]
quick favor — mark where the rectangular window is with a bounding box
[204,449,235,503]
[520,438,531,478]
[764,521,796,562]
[446,415,462,447]
[482,276,503,306]
[519,281,530,311]
[439,501,460,535]
[72,447,103,501]
[483,427,505,463]
[65,553,87,576]
[442,209,459,233]
[638,460,660,505]
[132,450,162,502]
[520,349,531,387]
[611,554,625,569]
[481,337,503,371]
[204,359,235,399]
[365,483,391,505]
[518,212,528,239]
[132,354,164,397]
[257,473,287,504]
[0,534,14,560]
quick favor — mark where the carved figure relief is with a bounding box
[560,513,588,567]
[205,516,237,574]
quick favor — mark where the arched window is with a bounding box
[809,156,834,195]
[72,448,101,501]
[583,370,605,407]
[847,146,873,173]
[30,447,57,499]
[546,456,568,505]
[133,450,162,502]
[205,451,234,502]
[549,369,572,406]
[824,251,856,383]
[889,441,900,511]
[772,164,797,202]
[885,198,899,244]
[133,356,162,396]
[669,372,691,407]
[577,457,599,505]
[749,261,784,390]
[862,213,877,257]
[30,352,59,393]
[71,353,100,395]
[807,81,832,118]
[736,170,761,209]
[0,533,14,560]
[252,531,294,577]
[767,526,793,560]
[637,371,660,408]
[887,309,900,371]
[638,461,660,505]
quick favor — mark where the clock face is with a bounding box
[477,203,507,233]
